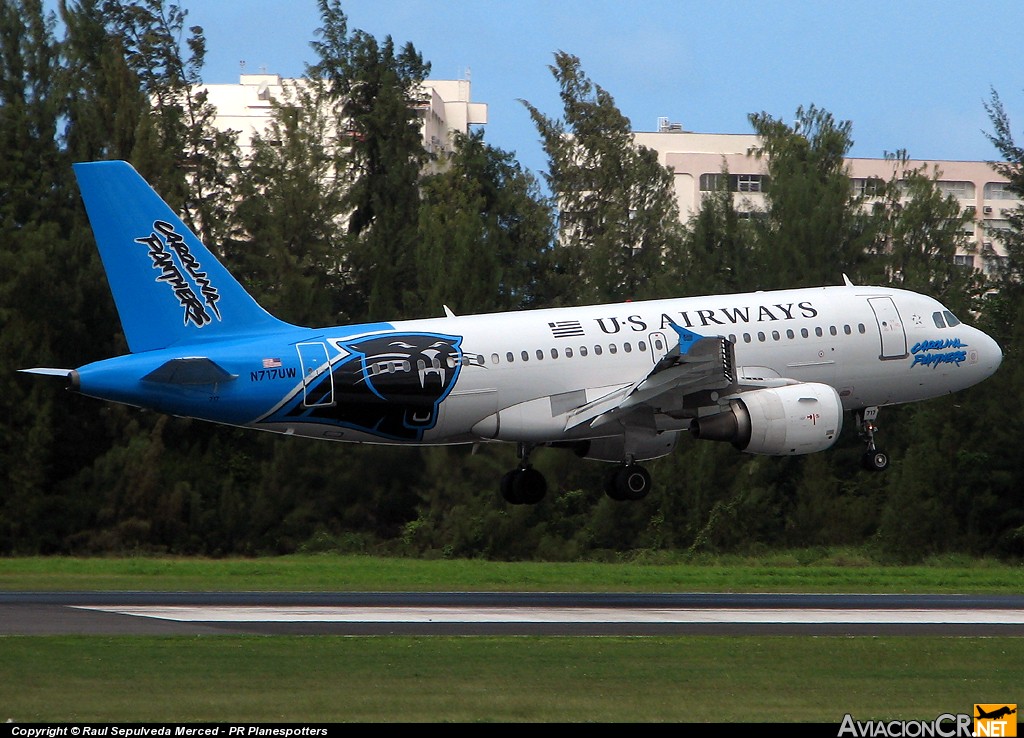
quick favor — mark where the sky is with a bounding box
[131,1,1024,179]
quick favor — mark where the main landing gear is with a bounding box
[856,406,889,472]
[500,445,653,505]
[500,444,547,505]
[604,459,652,501]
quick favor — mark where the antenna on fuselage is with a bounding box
[842,274,854,286]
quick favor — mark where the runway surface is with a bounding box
[3,592,1024,635]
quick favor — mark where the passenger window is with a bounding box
[638,341,647,352]
[829,326,837,336]
[772,330,780,341]
[624,342,632,353]
[609,344,617,354]
[521,351,529,362]
[858,324,866,334]
[933,312,946,328]
[944,310,961,327]
[786,329,795,339]
[506,352,514,363]
[551,348,558,359]
[844,325,852,335]
[743,333,752,343]
[566,347,574,358]
[728,334,736,344]
[815,327,823,337]
[757,332,766,342]
[580,346,589,357]
[491,353,499,364]
[594,345,603,356]
[536,349,544,360]
[801,328,809,338]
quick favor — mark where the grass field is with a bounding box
[2,553,1022,723]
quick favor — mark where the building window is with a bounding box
[937,180,976,199]
[985,182,1020,200]
[699,173,727,191]
[737,174,766,192]
[851,177,885,197]
[699,173,769,193]
[953,254,975,268]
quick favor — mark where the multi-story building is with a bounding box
[200,73,488,163]
[636,119,1020,275]
[201,75,1017,274]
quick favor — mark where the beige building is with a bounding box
[201,76,1016,274]
[200,73,488,162]
[636,119,1019,275]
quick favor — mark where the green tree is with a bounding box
[102,0,240,245]
[868,151,984,311]
[230,77,349,327]
[680,168,755,295]
[310,0,430,321]
[523,51,685,305]
[414,130,554,316]
[747,104,875,288]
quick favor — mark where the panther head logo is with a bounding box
[279,332,464,440]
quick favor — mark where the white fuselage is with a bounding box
[345,283,1001,446]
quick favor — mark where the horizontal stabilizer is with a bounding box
[19,368,73,377]
[142,358,238,385]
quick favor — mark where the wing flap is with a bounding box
[564,328,736,431]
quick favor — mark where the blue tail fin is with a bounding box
[73,160,292,353]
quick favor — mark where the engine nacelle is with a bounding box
[690,383,843,456]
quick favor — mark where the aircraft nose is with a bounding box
[976,329,1003,378]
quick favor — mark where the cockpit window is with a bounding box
[932,312,946,329]
[943,310,961,327]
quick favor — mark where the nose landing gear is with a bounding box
[857,407,889,472]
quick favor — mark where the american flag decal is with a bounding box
[262,357,282,368]
[549,320,585,338]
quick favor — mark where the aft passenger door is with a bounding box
[296,342,334,407]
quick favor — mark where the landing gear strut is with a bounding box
[856,407,889,472]
[500,443,547,505]
[604,457,652,501]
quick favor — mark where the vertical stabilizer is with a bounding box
[73,160,291,353]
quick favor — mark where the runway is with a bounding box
[3,591,1024,635]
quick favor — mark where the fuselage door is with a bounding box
[868,297,908,360]
[296,342,334,407]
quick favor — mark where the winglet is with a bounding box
[842,274,854,286]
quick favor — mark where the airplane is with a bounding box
[976,706,1017,721]
[21,160,1004,505]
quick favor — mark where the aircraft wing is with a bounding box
[564,325,736,431]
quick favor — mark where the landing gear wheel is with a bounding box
[861,450,889,472]
[500,466,547,505]
[605,464,652,501]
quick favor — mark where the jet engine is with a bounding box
[689,382,843,456]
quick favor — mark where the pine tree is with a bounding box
[309,0,430,321]
[523,51,685,305]
[747,105,875,288]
